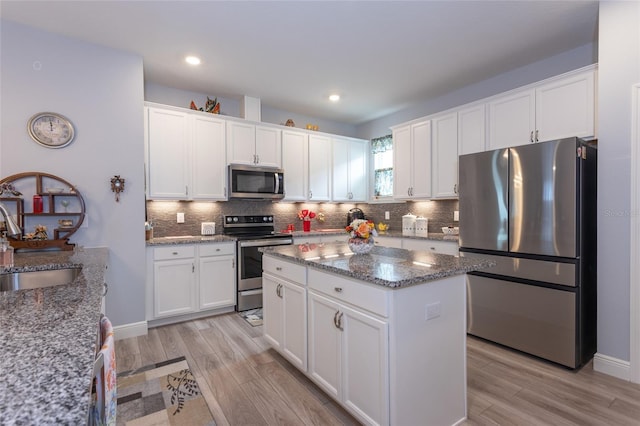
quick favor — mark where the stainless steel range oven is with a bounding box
[223,215,293,311]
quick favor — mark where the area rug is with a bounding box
[116,356,215,425]
[240,308,263,326]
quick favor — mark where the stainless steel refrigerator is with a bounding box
[459,137,597,369]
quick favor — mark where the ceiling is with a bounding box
[1,1,599,125]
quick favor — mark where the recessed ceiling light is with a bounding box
[329,94,340,102]
[185,56,201,65]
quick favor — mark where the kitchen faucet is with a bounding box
[0,202,21,238]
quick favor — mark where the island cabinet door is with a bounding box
[263,274,307,371]
[307,291,341,401]
[263,275,284,350]
[341,304,389,426]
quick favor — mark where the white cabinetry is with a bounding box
[226,121,282,167]
[431,112,459,198]
[148,243,236,323]
[402,238,459,256]
[152,245,197,318]
[332,137,368,202]
[488,68,596,150]
[458,103,486,155]
[308,274,389,426]
[282,130,308,201]
[262,254,468,426]
[308,134,332,201]
[374,236,403,248]
[263,256,308,371]
[392,120,431,199]
[145,104,226,200]
[198,243,236,310]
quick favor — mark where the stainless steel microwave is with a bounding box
[228,164,285,200]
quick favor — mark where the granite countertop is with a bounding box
[0,247,109,424]
[261,242,492,288]
[285,229,459,242]
[146,234,236,246]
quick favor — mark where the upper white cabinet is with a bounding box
[191,115,227,200]
[226,121,282,168]
[535,70,596,142]
[392,119,431,200]
[488,68,596,150]
[308,134,332,201]
[282,129,308,201]
[431,112,458,198]
[146,105,226,200]
[332,136,368,202]
[458,103,486,155]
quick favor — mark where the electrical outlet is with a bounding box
[385,211,390,220]
[425,302,441,320]
[454,210,459,221]
[177,212,185,223]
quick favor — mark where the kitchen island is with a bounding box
[260,243,493,426]
[0,248,108,424]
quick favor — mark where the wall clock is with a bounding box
[27,112,75,148]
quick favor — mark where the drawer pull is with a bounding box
[276,266,283,271]
[334,287,343,293]
[172,251,178,255]
[216,248,220,252]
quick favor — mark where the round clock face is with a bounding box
[27,112,75,148]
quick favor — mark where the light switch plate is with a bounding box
[177,212,185,223]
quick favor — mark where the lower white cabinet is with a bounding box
[263,256,308,371]
[308,290,389,425]
[198,243,236,310]
[402,238,459,255]
[374,236,403,248]
[149,243,236,321]
[153,245,197,318]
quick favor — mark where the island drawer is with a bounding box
[308,269,389,317]
[199,243,235,257]
[263,256,307,284]
[153,245,195,260]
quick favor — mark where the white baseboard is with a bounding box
[114,321,148,340]
[593,352,631,381]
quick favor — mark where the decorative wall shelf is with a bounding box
[0,172,85,251]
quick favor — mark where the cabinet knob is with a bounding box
[172,251,178,255]
[334,287,343,293]
[216,248,220,252]
[276,266,282,271]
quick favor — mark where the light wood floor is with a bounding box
[115,313,640,425]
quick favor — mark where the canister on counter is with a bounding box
[415,217,429,236]
[402,213,417,236]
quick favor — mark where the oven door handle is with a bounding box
[239,239,293,248]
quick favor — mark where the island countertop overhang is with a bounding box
[260,242,494,288]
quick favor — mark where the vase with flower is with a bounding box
[345,219,377,254]
[298,209,316,232]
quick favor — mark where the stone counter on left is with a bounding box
[0,247,109,425]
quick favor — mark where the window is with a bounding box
[371,134,393,199]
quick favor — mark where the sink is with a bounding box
[0,267,82,292]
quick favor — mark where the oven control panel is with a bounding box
[224,215,274,226]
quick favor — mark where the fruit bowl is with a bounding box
[442,227,459,235]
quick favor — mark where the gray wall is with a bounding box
[597,1,640,363]
[0,20,146,327]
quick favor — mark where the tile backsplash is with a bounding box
[146,199,458,237]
